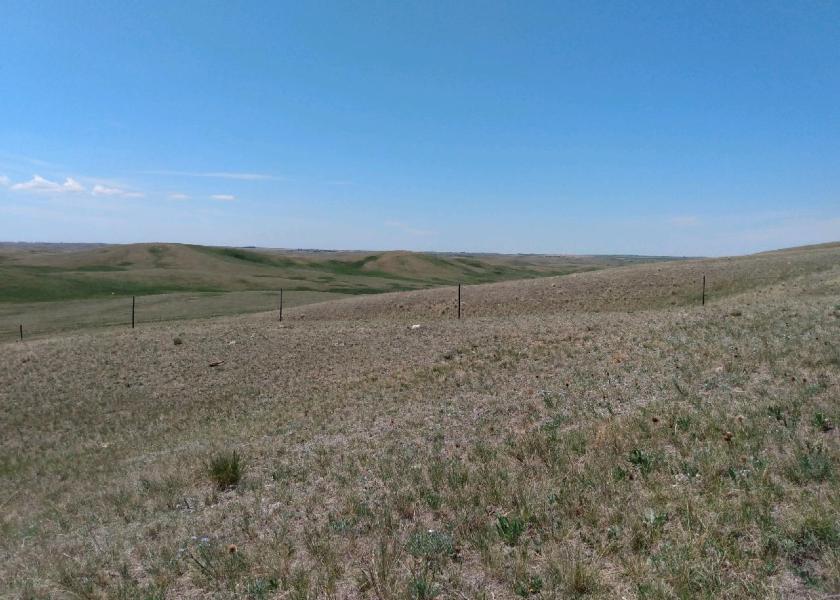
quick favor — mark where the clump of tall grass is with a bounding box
[207,450,245,490]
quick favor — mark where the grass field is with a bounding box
[0,242,670,339]
[0,243,838,599]
[0,243,662,304]
[0,291,348,340]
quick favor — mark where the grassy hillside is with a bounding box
[0,243,676,338]
[0,243,656,303]
[290,242,840,321]
[1,243,838,598]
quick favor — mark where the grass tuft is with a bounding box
[208,450,245,490]
[496,515,526,546]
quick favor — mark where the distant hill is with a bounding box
[0,242,676,303]
[288,241,840,321]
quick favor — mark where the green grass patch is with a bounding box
[0,268,223,302]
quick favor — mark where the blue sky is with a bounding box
[1,1,838,256]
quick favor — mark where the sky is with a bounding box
[1,1,839,256]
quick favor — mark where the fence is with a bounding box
[2,289,343,341]
[4,273,751,342]
[5,269,819,342]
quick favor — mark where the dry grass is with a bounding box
[0,242,637,304]
[290,242,840,321]
[0,242,655,339]
[0,244,838,599]
[0,290,347,341]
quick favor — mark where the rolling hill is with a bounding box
[0,242,671,303]
[0,243,679,339]
[1,242,838,598]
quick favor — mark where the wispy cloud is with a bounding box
[211,194,236,201]
[63,178,85,192]
[92,184,144,197]
[11,175,85,193]
[0,153,66,170]
[143,170,280,181]
[169,192,190,200]
[0,175,9,186]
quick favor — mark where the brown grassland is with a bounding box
[0,243,657,340]
[1,242,839,599]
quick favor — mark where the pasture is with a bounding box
[0,243,838,598]
[0,243,655,340]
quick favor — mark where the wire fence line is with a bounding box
[2,289,315,342]
[2,272,816,342]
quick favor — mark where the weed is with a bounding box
[792,515,840,560]
[184,539,248,590]
[541,390,557,409]
[628,448,654,475]
[812,412,834,432]
[407,529,455,563]
[514,574,543,596]
[246,577,279,599]
[790,444,834,483]
[767,405,787,425]
[546,554,601,596]
[496,515,526,546]
[643,508,669,529]
[408,575,439,599]
[208,450,245,490]
[422,489,442,511]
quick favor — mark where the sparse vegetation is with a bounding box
[0,242,642,339]
[208,450,245,490]
[496,515,526,546]
[1,242,838,597]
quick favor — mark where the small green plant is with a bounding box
[245,577,279,600]
[407,530,455,562]
[184,539,248,589]
[611,465,627,481]
[812,412,834,432]
[409,575,439,599]
[422,489,442,510]
[791,444,834,483]
[328,515,356,534]
[208,450,245,490]
[767,405,786,425]
[515,574,543,596]
[628,448,654,475]
[496,515,525,546]
[541,390,557,409]
[680,461,699,478]
[643,508,668,529]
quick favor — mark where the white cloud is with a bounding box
[0,175,9,186]
[92,184,143,197]
[11,175,85,193]
[63,177,85,192]
[143,170,279,181]
[169,192,190,200]
[211,194,236,201]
